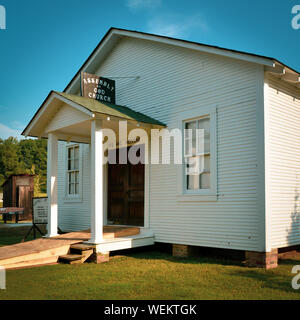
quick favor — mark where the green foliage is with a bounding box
[0,137,47,192]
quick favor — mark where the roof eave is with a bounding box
[22,91,94,138]
[63,27,281,95]
[23,90,166,138]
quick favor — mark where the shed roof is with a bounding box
[1,174,35,188]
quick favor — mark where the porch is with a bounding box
[22,91,165,246]
[0,226,154,269]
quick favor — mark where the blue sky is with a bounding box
[0,0,299,139]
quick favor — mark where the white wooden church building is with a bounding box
[22,28,300,268]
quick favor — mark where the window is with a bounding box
[67,145,80,196]
[184,116,211,191]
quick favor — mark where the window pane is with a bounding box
[184,129,192,157]
[185,121,197,130]
[69,183,74,195]
[74,146,79,159]
[75,183,79,195]
[198,118,210,153]
[68,159,74,170]
[68,159,72,170]
[186,156,197,175]
[68,148,72,160]
[204,154,210,172]
[69,147,74,160]
[68,172,72,184]
[200,173,210,189]
[75,172,79,183]
[74,159,79,170]
[70,183,75,194]
[186,121,197,155]
[187,174,200,190]
[196,129,205,155]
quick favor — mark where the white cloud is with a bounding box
[0,123,23,140]
[126,0,161,11]
[10,120,26,130]
[147,14,208,38]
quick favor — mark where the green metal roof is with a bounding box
[54,91,166,127]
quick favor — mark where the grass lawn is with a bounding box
[0,226,299,300]
[0,225,46,246]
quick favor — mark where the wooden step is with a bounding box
[59,249,94,264]
[70,245,94,256]
[59,254,84,264]
[70,244,95,251]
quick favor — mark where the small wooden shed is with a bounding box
[2,174,34,220]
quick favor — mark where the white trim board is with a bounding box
[65,28,275,94]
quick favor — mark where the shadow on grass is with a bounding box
[111,245,244,267]
[225,263,297,296]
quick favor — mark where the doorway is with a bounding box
[107,146,145,226]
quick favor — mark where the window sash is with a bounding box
[67,146,80,196]
[184,116,211,191]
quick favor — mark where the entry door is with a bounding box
[108,146,145,226]
[17,185,33,220]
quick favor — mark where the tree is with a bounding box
[0,137,47,192]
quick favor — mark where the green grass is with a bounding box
[0,225,46,246]
[0,252,299,300]
[0,226,299,300]
[35,193,47,198]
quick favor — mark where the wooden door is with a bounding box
[108,146,145,226]
[17,185,33,220]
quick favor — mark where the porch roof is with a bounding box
[54,91,165,126]
[22,90,166,139]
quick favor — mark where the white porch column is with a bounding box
[89,119,104,244]
[46,133,58,237]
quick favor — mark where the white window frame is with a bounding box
[64,143,83,202]
[184,119,207,179]
[176,105,217,202]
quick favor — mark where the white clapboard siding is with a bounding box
[265,74,300,249]
[57,142,91,231]
[45,103,90,133]
[58,37,263,251]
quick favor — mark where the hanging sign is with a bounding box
[81,72,115,104]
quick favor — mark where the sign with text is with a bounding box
[81,72,115,104]
[33,197,48,224]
